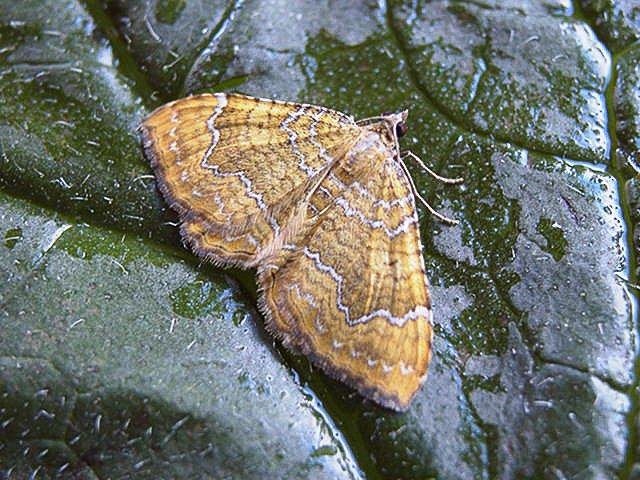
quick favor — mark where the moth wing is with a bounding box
[259,153,433,411]
[139,93,360,267]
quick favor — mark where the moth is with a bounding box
[139,93,461,411]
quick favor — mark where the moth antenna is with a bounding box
[303,154,343,203]
[402,151,464,184]
[397,157,460,225]
[355,115,387,127]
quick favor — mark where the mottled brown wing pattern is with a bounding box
[139,93,360,267]
[140,92,439,411]
[259,148,433,411]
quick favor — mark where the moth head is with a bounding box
[382,110,409,140]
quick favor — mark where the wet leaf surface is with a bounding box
[1,1,638,478]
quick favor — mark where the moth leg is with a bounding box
[401,150,464,184]
[398,152,461,225]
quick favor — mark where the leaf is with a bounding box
[1,0,638,478]
[0,2,362,478]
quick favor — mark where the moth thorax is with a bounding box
[343,130,388,176]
